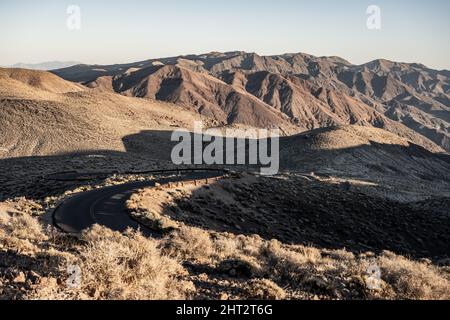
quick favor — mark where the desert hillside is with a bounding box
[0,68,84,99]
[52,52,450,152]
[0,67,218,158]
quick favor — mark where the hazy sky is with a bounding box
[1,0,449,69]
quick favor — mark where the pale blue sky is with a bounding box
[1,0,449,69]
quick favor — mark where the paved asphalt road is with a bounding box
[53,170,225,236]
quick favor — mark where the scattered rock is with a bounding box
[13,272,26,284]
[219,293,229,300]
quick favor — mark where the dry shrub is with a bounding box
[244,279,286,300]
[162,226,214,262]
[323,249,356,261]
[234,234,266,257]
[261,240,322,280]
[378,251,450,300]
[0,210,47,253]
[0,210,9,224]
[0,210,46,241]
[9,214,47,241]
[254,239,369,299]
[263,240,322,264]
[79,225,194,300]
[133,208,178,233]
[212,234,238,259]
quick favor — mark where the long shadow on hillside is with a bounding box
[1,129,450,260]
[1,129,449,200]
[123,128,450,164]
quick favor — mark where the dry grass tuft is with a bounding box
[79,225,194,300]
[0,208,47,253]
[378,251,450,300]
[152,217,450,299]
[162,226,214,262]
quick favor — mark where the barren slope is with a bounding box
[52,52,449,152]
[279,126,450,201]
[0,68,215,158]
[85,64,300,134]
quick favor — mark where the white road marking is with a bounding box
[95,212,115,216]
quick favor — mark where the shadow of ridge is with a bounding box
[1,129,450,201]
[122,129,280,164]
[0,149,158,201]
[122,129,450,180]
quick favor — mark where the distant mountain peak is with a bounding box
[10,61,82,71]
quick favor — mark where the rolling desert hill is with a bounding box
[0,67,217,158]
[279,126,450,200]
[109,64,298,133]
[52,52,450,152]
[0,68,85,98]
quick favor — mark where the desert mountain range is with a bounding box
[1,64,449,203]
[0,52,449,184]
[51,51,450,152]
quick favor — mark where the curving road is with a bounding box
[52,170,225,236]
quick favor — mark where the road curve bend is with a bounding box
[52,170,225,236]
